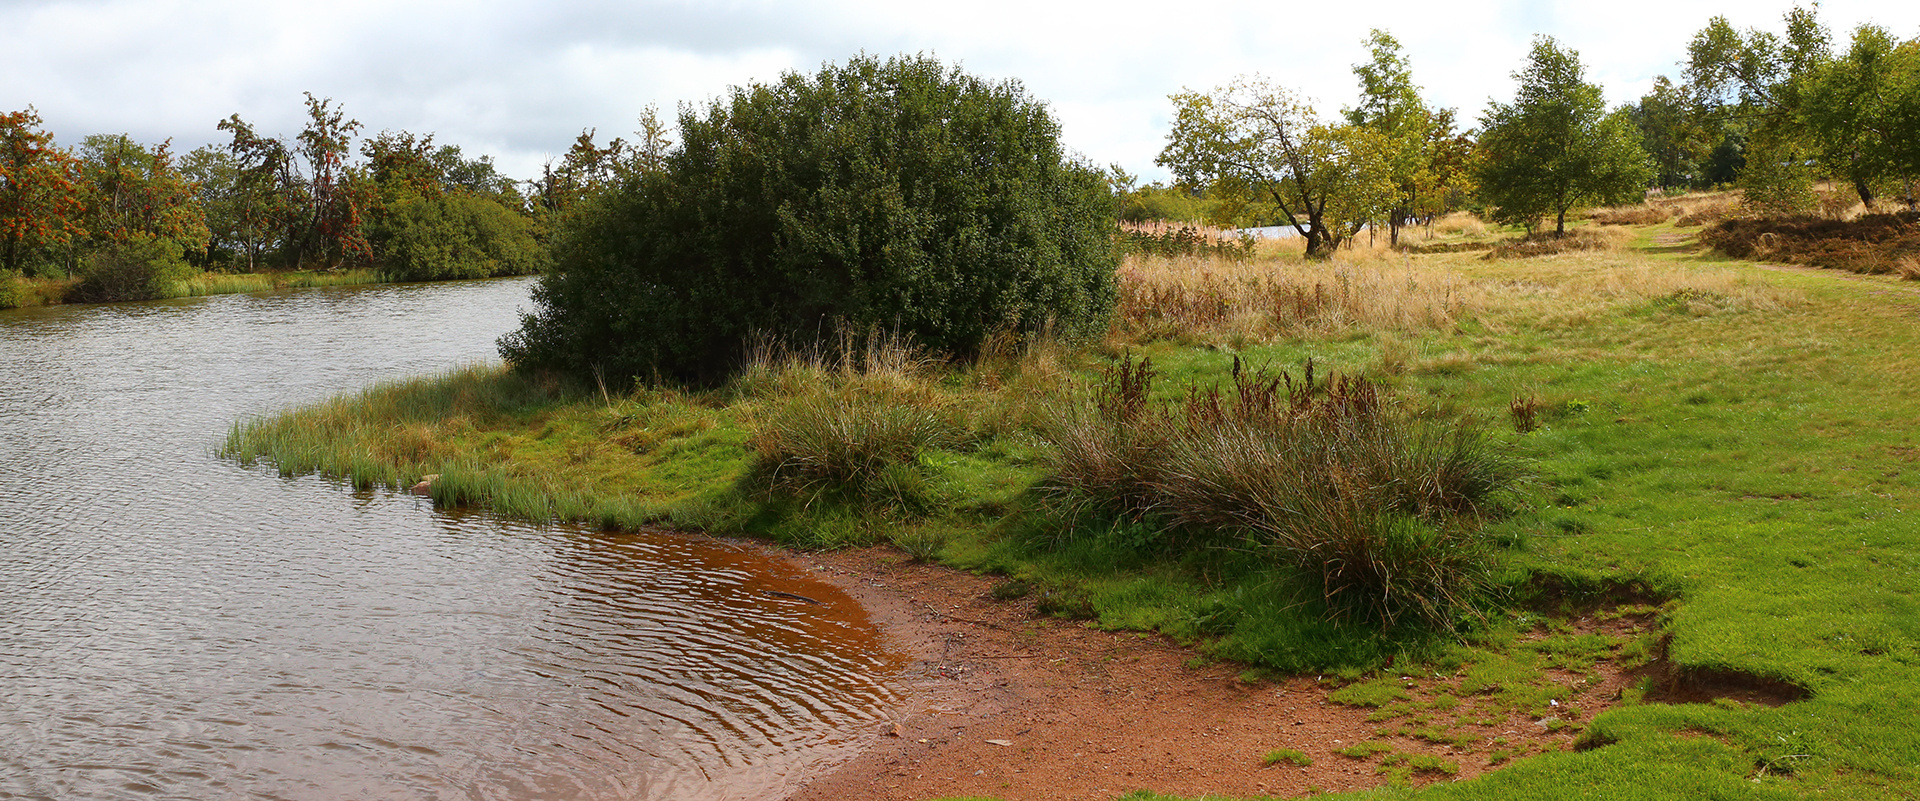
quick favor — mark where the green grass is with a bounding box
[223,231,1920,799]
[166,268,387,297]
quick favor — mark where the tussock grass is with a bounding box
[1038,356,1523,627]
[740,332,963,496]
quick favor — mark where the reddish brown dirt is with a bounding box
[779,547,1645,801]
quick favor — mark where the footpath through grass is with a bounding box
[225,226,1920,800]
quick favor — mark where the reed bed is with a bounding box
[169,269,385,298]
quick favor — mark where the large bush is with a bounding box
[500,54,1118,384]
[370,191,544,281]
[67,233,194,303]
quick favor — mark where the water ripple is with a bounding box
[0,280,906,800]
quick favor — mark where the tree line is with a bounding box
[1141,6,1920,256]
[1,94,678,299]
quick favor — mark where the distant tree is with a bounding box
[1627,76,1717,189]
[1160,76,1396,257]
[0,107,86,277]
[1345,30,1437,245]
[1477,37,1653,234]
[180,145,250,269]
[76,134,209,251]
[361,129,543,281]
[59,134,212,301]
[1802,25,1920,208]
[292,94,370,269]
[216,113,302,270]
[1684,6,1833,210]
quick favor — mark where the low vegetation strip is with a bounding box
[225,231,1920,800]
[1702,210,1920,278]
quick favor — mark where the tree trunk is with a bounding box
[1303,225,1334,259]
[1853,174,1874,209]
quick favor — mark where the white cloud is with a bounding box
[4,0,1916,184]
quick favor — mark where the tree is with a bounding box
[1628,76,1718,189]
[1477,37,1653,234]
[1802,25,1920,208]
[76,134,209,252]
[1345,30,1434,246]
[0,107,86,277]
[1160,76,1396,257]
[1684,6,1833,210]
[216,113,301,270]
[292,93,370,269]
[361,129,544,281]
[502,54,1117,384]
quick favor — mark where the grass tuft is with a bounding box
[1038,356,1524,627]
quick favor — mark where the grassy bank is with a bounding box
[225,222,1920,799]
[3,267,415,309]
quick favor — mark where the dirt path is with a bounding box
[779,547,1639,801]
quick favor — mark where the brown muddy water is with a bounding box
[0,278,907,800]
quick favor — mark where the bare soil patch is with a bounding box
[779,547,1653,801]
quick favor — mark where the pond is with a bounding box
[0,278,905,800]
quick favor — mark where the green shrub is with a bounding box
[501,53,1118,384]
[68,233,195,303]
[370,190,545,281]
[0,270,19,309]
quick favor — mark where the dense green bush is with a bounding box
[67,233,194,303]
[501,53,1118,384]
[0,270,19,309]
[370,191,544,281]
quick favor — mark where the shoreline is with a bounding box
[772,544,1630,801]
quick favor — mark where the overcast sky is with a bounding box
[5,0,1917,184]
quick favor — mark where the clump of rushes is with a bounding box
[745,331,962,499]
[1039,356,1524,628]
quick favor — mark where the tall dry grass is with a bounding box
[1586,190,1743,228]
[1486,225,1633,259]
[1113,252,1482,346]
[1114,235,1800,349]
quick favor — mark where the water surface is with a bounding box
[0,279,905,800]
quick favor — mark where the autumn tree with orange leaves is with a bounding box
[1,108,86,277]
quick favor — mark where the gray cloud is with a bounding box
[5,0,1917,185]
